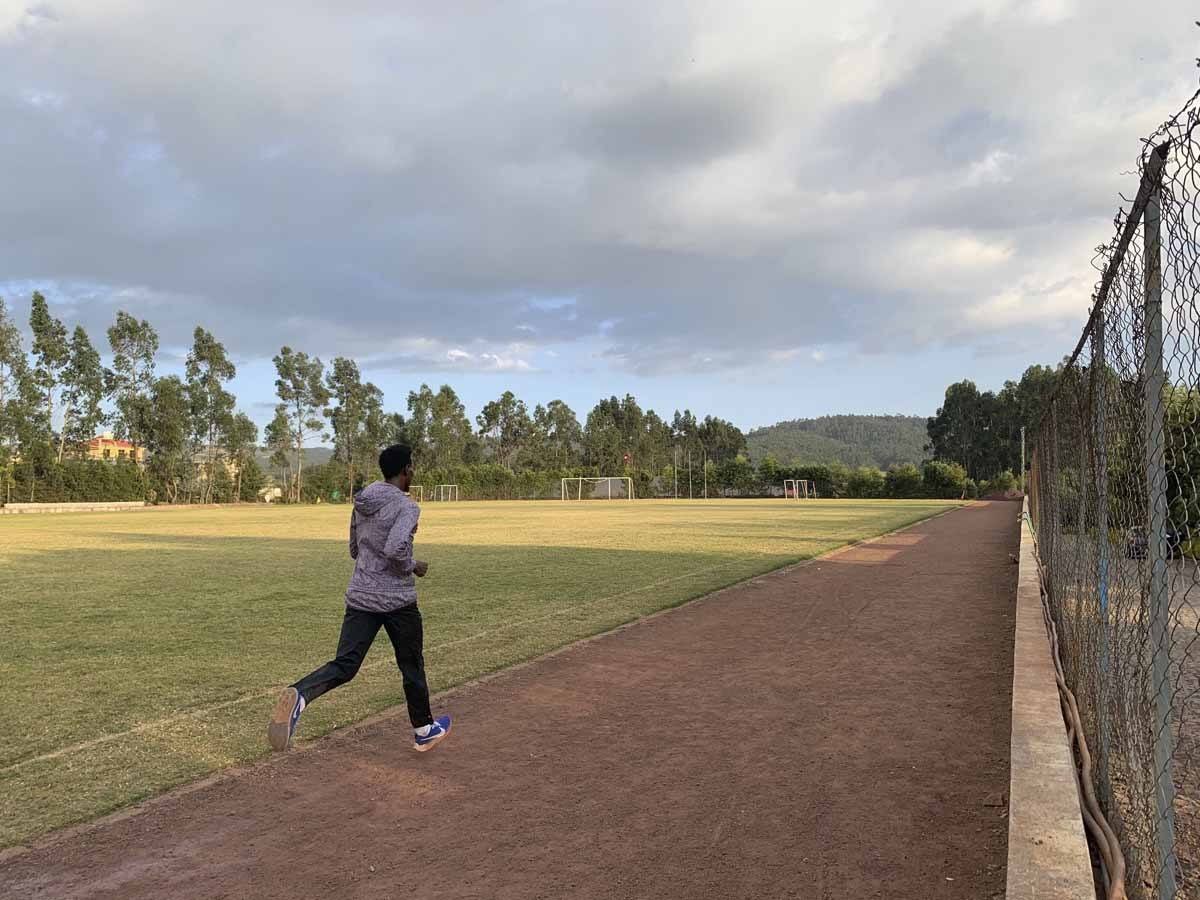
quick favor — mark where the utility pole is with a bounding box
[688,451,693,500]
[703,448,708,499]
[674,447,679,499]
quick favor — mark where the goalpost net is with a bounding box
[433,484,459,501]
[408,485,425,502]
[561,476,635,501]
[783,479,814,500]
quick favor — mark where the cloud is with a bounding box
[359,338,535,374]
[0,0,1196,384]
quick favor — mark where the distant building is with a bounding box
[86,432,147,466]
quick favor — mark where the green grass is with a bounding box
[0,498,958,846]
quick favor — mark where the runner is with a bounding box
[268,444,451,753]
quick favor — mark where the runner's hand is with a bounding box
[414,560,429,577]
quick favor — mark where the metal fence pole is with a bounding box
[1143,149,1179,900]
[1093,312,1113,805]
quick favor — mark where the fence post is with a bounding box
[1143,147,1179,899]
[1093,313,1114,805]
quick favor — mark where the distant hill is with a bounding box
[746,415,929,469]
[254,446,335,471]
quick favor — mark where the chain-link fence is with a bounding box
[1029,88,1200,900]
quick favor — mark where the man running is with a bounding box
[268,444,451,753]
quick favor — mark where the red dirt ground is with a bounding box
[0,502,1018,900]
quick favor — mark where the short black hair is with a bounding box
[379,444,413,480]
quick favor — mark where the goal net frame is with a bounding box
[783,478,813,500]
[408,485,425,503]
[433,484,459,501]
[561,476,635,501]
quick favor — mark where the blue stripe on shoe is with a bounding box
[415,715,451,746]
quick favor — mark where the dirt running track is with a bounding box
[0,502,1018,900]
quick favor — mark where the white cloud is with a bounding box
[0,0,1195,380]
[966,150,1016,186]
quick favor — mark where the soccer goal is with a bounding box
[783,479,813,500]
[433,484,459,501]
[561,476,635,501]
[408,485,425,502]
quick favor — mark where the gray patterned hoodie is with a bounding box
[345,481,420,612]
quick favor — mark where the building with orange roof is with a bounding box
[86,432,147,466]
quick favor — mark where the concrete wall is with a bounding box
[0,501,147,515]
[1006,507,1096,898]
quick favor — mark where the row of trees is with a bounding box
[925,364,1059,482]
[1,289,1066,507]
[1,295,263,504]
[265,381,753,503]
[0,294,752,504]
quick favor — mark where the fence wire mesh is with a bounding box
[1030,89,1200,899]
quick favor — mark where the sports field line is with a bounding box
[0,559,752,777]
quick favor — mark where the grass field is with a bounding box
[0,498,958,847]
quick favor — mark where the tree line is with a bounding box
[925,364,1060,483]
[0,294,757,504]
[0,290,1074,506]
[0,294,263,504]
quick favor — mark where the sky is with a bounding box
[2,0,1198,434]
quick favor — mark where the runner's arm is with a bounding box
[349,509,359,559]
[383,503,419,575]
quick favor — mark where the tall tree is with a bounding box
[927,366,1059,481]
[638,408,675,476]
[383,412,410,447]
[273,347,329,502]
[926,380,985,478]
[264,406,295,498]
[144,375,190,504]
[698,415,747,463]
[406,383,475,469]
[106,311,158,452]
[220,411,259,503]
[324,357,384,495]
[531,399,582,469]
[356,388,388,488]
[60,325,106,460]
[0,298,30,502]
[0,298,24,419]
[477,390,532,468]
[28,292,68,451]
[186,327,237,504]
[585,395,645,472]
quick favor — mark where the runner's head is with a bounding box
[379,444,414,490]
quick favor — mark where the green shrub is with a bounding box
[885,464,923,498]
[921,460,968,499]
[846,466,885,498]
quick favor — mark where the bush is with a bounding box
[982,470,1019,496]
[885,464,923,498]
[238,457,267,502]
[846,466,885,498]
[922,460,968,499]
[6,459,147,504]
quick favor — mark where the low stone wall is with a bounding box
[0,501,147,515]
[1006,503,1095,898]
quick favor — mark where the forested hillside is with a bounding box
[746,415,928,468]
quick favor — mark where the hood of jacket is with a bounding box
[354,480,405,517]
